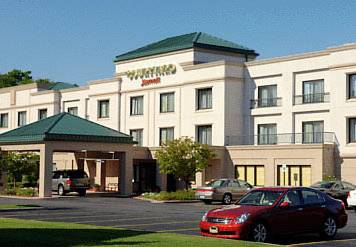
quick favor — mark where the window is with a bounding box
[301,189,324,205]
[258,124,277,144]
[281,190,302,206]
[159,127,174,145]
[130,96,144,115]
[130,129,143,146]
[349,118,356,143]
[98,100,110,118]
[160,92,174,113]
[303,79,324,103]
[0,113,8,128]
[277,165,312,186]
[342,182,356,190]
[303,121,324,143]
[17,111,27,126]
[38,109,47,120]
[67,107,78,116]
[236,165,265,186]
[228,180,240,188]
[348,74,356,99]
[197,88,212,110]
[197,125,212,145]
[258,85,277,107]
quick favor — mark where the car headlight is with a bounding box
[201,212,208,222]
[236,213,250,224]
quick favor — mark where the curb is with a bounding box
[134,196,200,204]
[0,206,44,212]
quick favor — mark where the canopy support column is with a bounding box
[39,144,53,198]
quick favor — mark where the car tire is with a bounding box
[222,193,232,205]
[203,200,212,205]
[250,222,269,243]
[58,185,66,196]
[320,216,337,239]
[78,189,87,197]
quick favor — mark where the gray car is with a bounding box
[52,170,90,196]
[195,178,253,204]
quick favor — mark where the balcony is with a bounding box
[250,97,282,109]
[294,93,330,105]
[225,132,338,146]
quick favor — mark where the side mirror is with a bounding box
[280,201,290,208]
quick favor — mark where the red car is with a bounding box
[200,187,347,242]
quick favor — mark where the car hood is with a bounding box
[207,204,272,218]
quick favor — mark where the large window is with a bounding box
[258,85,277,107]
[197,88,212,110]
[197,125,212,145]
[277,165,311,186]
[130,96,144,115]
[17,111,27,126]
[159,127,174,145]
[0,113,8,128]
[302,121,324,143]
[236,165,265,186]
[38,109,47,120]
[130,129,143,146]
[349,118,356,143]
[98,100,110,118]
[303,79,324,103]
[160,92,174,113]
[67,107,78,116]
[258,124,277,145]
[349,74,356,99]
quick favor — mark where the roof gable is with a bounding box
[114,32,257,62]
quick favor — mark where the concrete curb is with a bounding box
[0,206,44,212]
[134,196,200,204]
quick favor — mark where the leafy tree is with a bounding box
[155,137,215,190]
[0,69,53,89]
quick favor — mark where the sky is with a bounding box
[1,0,356,85]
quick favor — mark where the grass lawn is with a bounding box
[0,218,277,247]
[0,204,41,210]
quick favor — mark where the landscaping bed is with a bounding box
[0,204,41,210]
[142,190,197,202]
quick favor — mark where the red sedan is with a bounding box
[200,187,348,242]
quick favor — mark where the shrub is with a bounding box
[143,190,196,201]
[1,187,38,197]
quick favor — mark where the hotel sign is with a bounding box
[126,64,176,87]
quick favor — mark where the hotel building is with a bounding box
[1,32,356,196]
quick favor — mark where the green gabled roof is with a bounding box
[48,82,78,90]
[114,32,257,62]
[0,113,135,144]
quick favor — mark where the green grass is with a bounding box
[143,190,196,201]
[0,204,41,210]
[0,218,274,247]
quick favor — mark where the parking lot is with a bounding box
[0,196,355,246]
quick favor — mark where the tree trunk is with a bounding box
[184,177,189,191]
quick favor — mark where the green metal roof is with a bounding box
[48,82,78,90]
[114,32,257,62]
[0,113,135,144]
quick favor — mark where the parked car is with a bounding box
[347,189,356,212]
[195,179,253,204]
[311,180,356,207]
[52,170,90,196]
[200,187,347,242]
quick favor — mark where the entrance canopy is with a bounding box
[0,113,137,197]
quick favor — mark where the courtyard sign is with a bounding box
[126,64,176,80]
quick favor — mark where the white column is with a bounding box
[39,145,53,198]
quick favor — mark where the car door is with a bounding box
[52,172,60,191]
[227,180,243,201]
[270,189,305,235]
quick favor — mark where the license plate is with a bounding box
[199,195,205,199]
[209,226,219,234]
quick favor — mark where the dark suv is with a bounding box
[52,170,90,196]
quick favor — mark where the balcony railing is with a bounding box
[250,97,282,109]
[225,132,338,146]
[294,92,330,105]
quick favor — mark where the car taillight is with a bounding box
[341,200,346,210]
[347,192,350,198]
[197,189,214,193]
[66,179,72,186]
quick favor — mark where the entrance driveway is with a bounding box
[0,196,355,246]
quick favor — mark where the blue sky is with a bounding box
[1,0,356,85]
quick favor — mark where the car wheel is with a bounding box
[203,200,212,205]
[222,193,232,204]
[320,217,337,239]
[250,222,269,242]
[78,189,87,197]
[58,185,66,196]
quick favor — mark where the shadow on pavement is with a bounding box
[0,228,155,247]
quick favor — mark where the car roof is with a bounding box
[253,186,316,192]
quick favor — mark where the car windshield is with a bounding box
[238,190,282,206]
[207,180,225,188]
[311,181,334,189]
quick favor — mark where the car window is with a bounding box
[312,181,334,189]
[239,180,252,189]
[333,182,343,190]
[228,181,240,188]
[342,182,356,190]
[207,180,225,188]
[52,172,60,179]
[302,189,324,205]
[238,190,282,206]
[281,190,301,206]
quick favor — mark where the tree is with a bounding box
[0,69,53,89]
[155,137,215,190]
